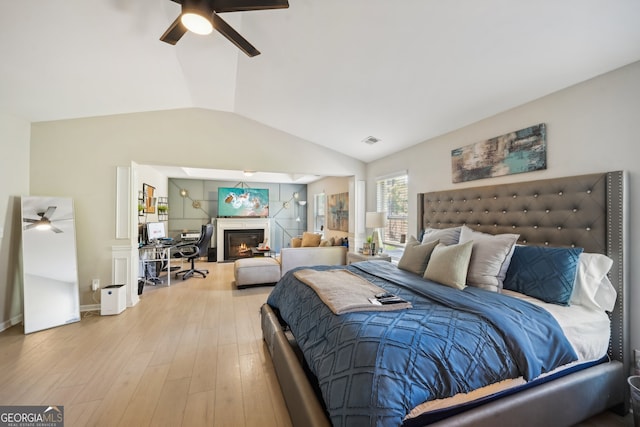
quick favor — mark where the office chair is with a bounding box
[174,224,213,280]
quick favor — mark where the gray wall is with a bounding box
[167,178,307,252]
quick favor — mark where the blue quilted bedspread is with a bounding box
[267,261,577,427]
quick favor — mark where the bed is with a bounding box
[261,171,629,426]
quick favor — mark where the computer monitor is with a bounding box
[146,222,166,243]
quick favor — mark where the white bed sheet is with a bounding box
[406,290,611,420]
[501,289,611,361]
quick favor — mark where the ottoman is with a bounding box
[234,257,281,289]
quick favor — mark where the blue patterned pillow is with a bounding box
[503,246,584,306]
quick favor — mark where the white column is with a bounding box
[112,245,140,307]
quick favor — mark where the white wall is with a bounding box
[367,60,640,355]
[28,108,365,308]
[0,113,30,329]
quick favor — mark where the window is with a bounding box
[376,174,408,246]
[314,193,326,234]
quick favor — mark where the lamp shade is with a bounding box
[365,212,385,229]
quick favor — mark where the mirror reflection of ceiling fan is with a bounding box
[160,0,289,57]
[23,206,65,233]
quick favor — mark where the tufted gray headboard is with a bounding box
[418,171,628,375]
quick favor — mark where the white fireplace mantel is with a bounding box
[216,218,270,262]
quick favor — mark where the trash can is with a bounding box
[629,375,640,427]
[101,284,126,316]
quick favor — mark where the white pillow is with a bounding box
[421,227,461,246]
[594,276,617,312]
[570,252,617,312]
[458,225,519,292]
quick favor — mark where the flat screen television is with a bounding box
[218,187,269,218]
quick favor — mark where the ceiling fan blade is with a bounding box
[212,12,260,57]
[160,16,188,45]
[51,225,64,233]
[23,218,38,223]
[24,223,37,231]
[213,0,288,13]
[42,206,57,220]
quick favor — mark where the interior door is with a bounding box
[21,196,80,334]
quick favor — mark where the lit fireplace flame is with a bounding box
[238,243,250,253]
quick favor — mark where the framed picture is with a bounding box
[143,183,156,214]
[327,192,349,232]
[451,123,547,183]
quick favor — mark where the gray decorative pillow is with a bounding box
[458,225,519,292]
[423,240,474,290]
[397,236,440,275]
[421,227,461,246]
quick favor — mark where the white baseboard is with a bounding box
[0,314,23,333]
[81,304,101,313]
[1,306,102,333]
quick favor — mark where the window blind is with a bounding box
[375,174,408,245]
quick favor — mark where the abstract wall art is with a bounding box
[451,123,547,183]
[327,192,349,232]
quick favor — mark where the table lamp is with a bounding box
[365,212,385,254]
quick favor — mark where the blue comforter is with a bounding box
[267,261,577,426]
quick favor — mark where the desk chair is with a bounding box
[174,224,213,280]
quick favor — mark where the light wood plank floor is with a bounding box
[0,261,633,426]
[0,261,291,427]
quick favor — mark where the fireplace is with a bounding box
[224,229,265,260]
[216,218,270,262]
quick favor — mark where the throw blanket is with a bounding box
[293,269,412,314]
[267,262,577,427]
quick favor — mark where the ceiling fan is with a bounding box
[23,206,64,233]
[160,0,289,57]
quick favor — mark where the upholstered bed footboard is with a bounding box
[428,359,624,427]
[262,302,624,427]
[261,303,331,427]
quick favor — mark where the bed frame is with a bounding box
[261,171,629,426]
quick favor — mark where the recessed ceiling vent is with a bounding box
[362,136,381,145]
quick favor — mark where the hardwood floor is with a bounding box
[0,261,633,426]
[0,261,291,427]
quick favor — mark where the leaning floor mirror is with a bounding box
[21,196,80,334]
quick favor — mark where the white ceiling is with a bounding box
[2,0,640,164]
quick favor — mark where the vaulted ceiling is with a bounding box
[2,0,640,163]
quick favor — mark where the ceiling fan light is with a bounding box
[36,223,51,231]
[181,12,213,35]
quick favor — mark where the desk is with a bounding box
[139,243,181,286]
